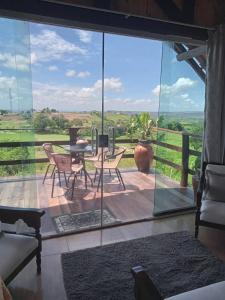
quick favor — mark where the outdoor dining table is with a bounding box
[62,144,93,186]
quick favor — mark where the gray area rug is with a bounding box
[61,231,225,300]
[53,209,120,233]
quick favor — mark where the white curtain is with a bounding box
[204,25,225,163]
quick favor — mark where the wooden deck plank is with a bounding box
[0,170,194,235]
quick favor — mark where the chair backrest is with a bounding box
[52,154,72,172]
[43,143,55,164]
[97,147,109,160]
[107,147,126,168]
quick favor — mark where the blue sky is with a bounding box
[0,18,205,112]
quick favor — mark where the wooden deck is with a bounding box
[0,169,194,236]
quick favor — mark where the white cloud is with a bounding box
[48,65,58,71]
[152,85,160,97]
[78,77,122,98]
[33,77,123,111]
[0,53,30,71]
[66,70,76,77]
[76,30,92,43]
[30,29,87,64]
[104,96,159,111]
[152,77,198,110]
[152,77,196,97]
[77,71,90,78]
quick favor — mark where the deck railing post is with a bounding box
[180,132,189,187]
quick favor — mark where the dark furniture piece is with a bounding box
[131,266,163,300]
[0,206,45,285]
[195,161,225,238]
[131,265,225,300]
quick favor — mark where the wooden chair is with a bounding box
[85,147,109,163]
[42,143,56,184]
[51,153,89,199]
[94,147,126,191]
[195,161,225,238]
[0,206,45,285]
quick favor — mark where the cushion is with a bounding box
[166,280,225,300]
[0,233,38,281]
[200,200,225,225]
[204,164,225,202]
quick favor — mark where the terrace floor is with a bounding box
[0,168,194,236]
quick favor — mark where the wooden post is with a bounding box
[180,132,189,187]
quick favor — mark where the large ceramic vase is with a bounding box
[134,140,153,173]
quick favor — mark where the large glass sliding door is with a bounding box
[0,18,204,236]
[154,42,205,215]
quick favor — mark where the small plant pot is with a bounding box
[134,140,153,173]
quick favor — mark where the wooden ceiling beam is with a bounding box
[174,43,206,81]
[45,0,225,27]
[176,45,206,61]
[182,0,196,23]
[0,0,208,44]
[154,0,184,23]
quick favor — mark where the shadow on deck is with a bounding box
[0,169,194,237]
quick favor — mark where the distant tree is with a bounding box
[0,110,8,115]
[167,121,183,131]
[52,114,70,130]
[41,107,51,114]
[33,113,55,131]
[72,119,83,127]
[51,108,57,113]
[157,115,165,128]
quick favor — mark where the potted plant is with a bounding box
[133,112,155,173]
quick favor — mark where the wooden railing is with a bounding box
[0,127,202,187]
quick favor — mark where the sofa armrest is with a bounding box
[0,206,45,231]
[131,266,163,300]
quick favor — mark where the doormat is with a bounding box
[53,209,120,233]
[62,231,225,300]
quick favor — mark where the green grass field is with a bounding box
[0,112,203,184]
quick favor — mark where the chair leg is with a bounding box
[97,169,103,192]
[117,169,126,190]
[36,251,41,274]
[51,171,56,197]
[115,169,121,183]
[195,224,199,238]
[85,169,93,187]
[64,172,68,187]
[71,173,76,200]
[58,171,62,187]
[109,169,111,176]
[94,168,98,183]
[50,165,56,178]
[42,164,50,184]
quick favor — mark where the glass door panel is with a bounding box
[29,23,104,235]
[154,42,205,215]
[102,33,162,225]
[0,18,36,211]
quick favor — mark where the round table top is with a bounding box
[63,144,93,153]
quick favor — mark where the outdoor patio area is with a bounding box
[0,168,194,236]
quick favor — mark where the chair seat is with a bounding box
[0,233,38,281]
[85,156,99,162]
[94,161,115,169]
[167,280,225,300]
[200,200,225,225]
[71,164,83,173]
